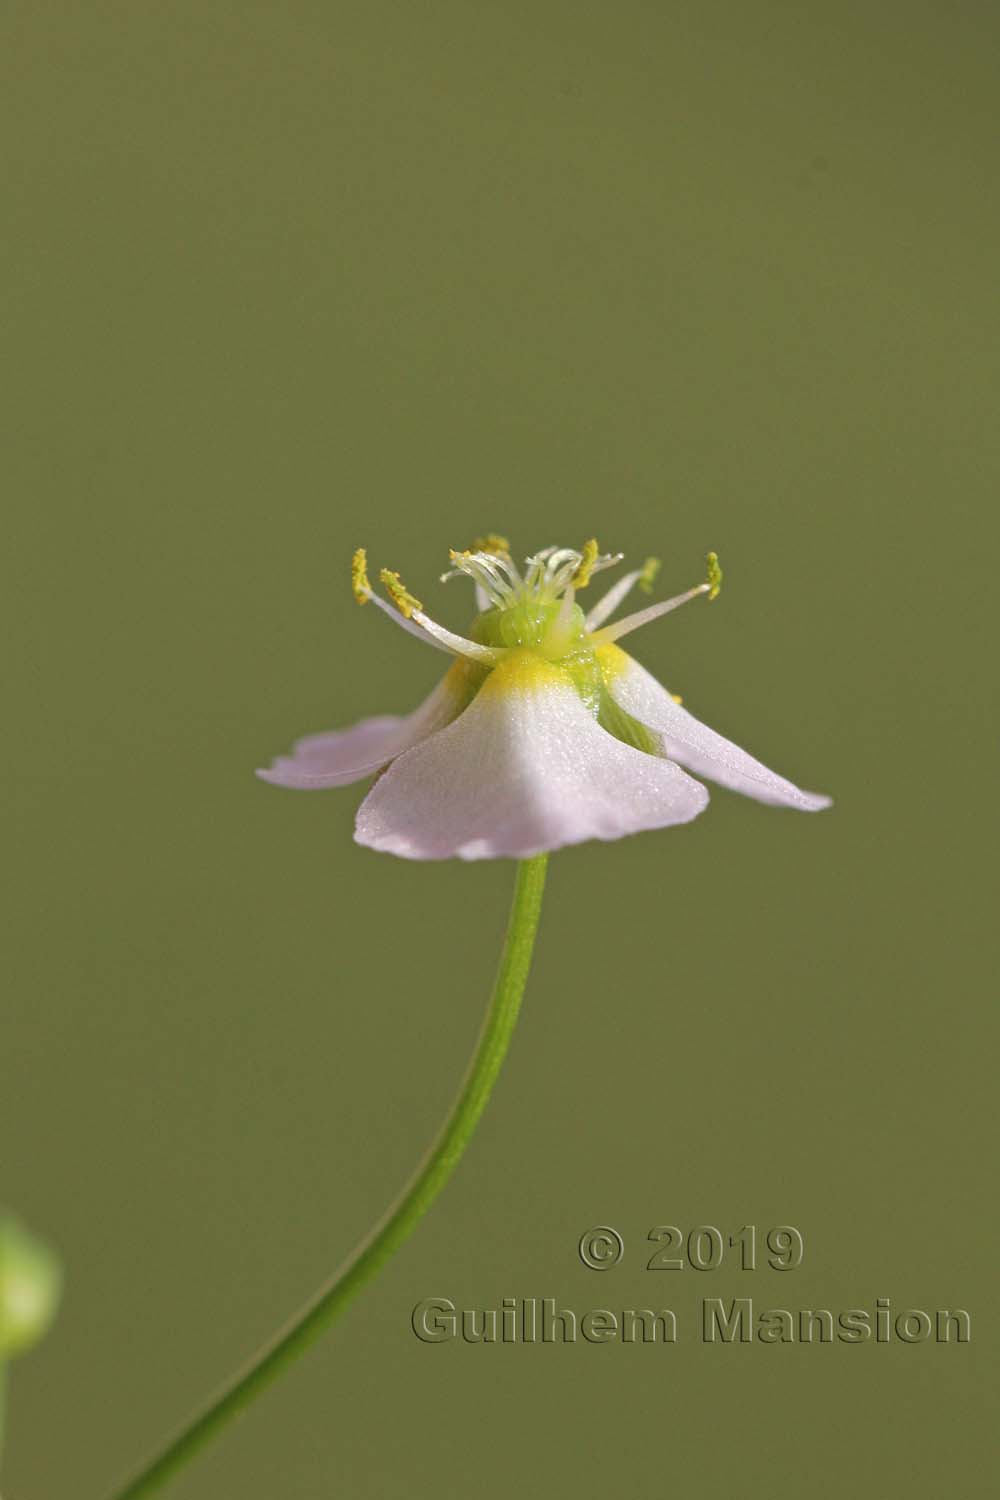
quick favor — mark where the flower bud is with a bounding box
[0,1215,62,1359]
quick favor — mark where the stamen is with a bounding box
[361,562,503,663]
[584,567,644,631]
[573,548,624,590]
[639,556,662,595]
[706,551,722,601]
[572,539,600,589]
[364,586,455,655]
[380,569,423,619]
[407,606,503,664]
[589,581,711,646]
[351,547,371,605]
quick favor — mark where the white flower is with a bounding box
[257,538,830,859]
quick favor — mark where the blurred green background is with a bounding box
[2,1,997,1495]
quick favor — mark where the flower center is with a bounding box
[350,537,719,759]
[471,598,588,657]
[449,539,625,663]
[354,537,719,703]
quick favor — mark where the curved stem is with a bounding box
[106,855,548,1500]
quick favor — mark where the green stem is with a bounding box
[106,854,548,1500]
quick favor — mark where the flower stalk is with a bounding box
[106,855,549,1500]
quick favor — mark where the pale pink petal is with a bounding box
[600,645,831,812]
[256,670,464,789]
[354,653,709,860]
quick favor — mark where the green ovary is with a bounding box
[472,599,588,653]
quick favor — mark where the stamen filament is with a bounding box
[584,568,644,631]
[589,584,710,645]
[408,608,502,665]
[355,558,502,664]
[365,590,455,655]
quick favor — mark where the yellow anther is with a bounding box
[470,534,511,557]
[572,538,600,589]
[671,693,684,705]
[448,548,473,567]
[380,568,423,619]
[639,556,662,595]
[351,547,371,605]
[706,551,723,601]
